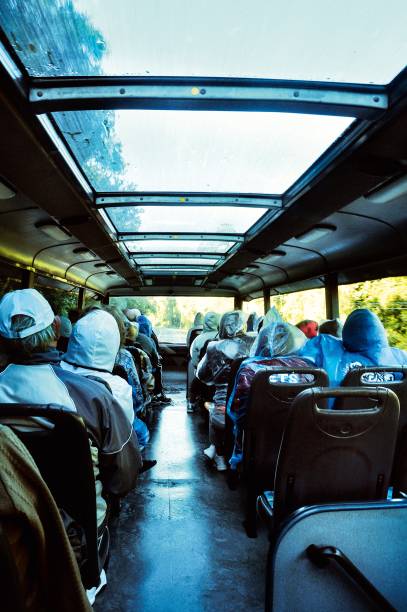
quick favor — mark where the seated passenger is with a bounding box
[61,309,134,425]
[319,317,343,337]
[296,319,319,338]
[187,312,220,413]
[246,312,259,333]
[196,311,254,471]
[133,314,171,404]
[125,322,155,402]
[227,321,312,469]
[186,312,204,348]
[0,289,141,529]
[299,308,407,387]
[104,306,150,449]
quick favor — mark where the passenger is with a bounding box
[125,322,155,401]
[227,321,311,469]
[196,311,254,471]
[187,312,220,413]
[56,314,72,352]
[246,312,258,333]
[104,306,150,450]
[0,289,141,529]
[186,312,204,348]
[296,319,319,338]
[319,317,343,337]
[123,307,141,322]
[132,313,170,404]
[299,308,407,387]
[61,309,135,425]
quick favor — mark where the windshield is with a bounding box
[111,296,233,343]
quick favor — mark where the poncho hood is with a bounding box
[343,309,388,361]
[63,309,120,372]
[251,322,307,357]
[219,311,245,339]
[202,312,220,333]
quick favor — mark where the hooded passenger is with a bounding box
[196,311,254,470]
[0,289,141,527]
[190,312,220,368]
[227,321,312,469]
[319,318,343,337]
[186,312,204,348]
[296,319,319,339]
[299,308,406,387]
[56,315,72,352]
[61,309,134,424]
[123,307,141,322]
[246,312,259,333]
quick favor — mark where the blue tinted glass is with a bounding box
[53,109,353,194]
[1,0,406,83]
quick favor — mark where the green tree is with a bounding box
[163,297,181,328]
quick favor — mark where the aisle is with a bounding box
[95,370,267,612]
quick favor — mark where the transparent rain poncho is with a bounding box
[190,312,220,368]
[227,321,312,469]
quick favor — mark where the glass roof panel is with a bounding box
[53,110,353,193]
[106,206,267,234]
[124,240,236,254]
[1,1,406,84]
[133,257,219,266]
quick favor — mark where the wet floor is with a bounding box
[94,369,267,612]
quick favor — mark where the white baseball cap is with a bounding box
[0,289,55,339]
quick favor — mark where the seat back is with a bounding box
[274,387,400,526]
[244,368,329,490]
[338,366,407,493]
[224,356,248,461]
[0,404,100,589]
[269,500,407,611]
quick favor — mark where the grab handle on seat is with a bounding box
[306,544,395,612]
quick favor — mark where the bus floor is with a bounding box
[94,368,267,612]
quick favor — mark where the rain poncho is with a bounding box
[246,312,259,333]
[61,310,134,424]
[226,322,312,468]
[196,311,254,408]
[190,312,220,367]
[186,312,204,347]
[137,314,153,337]
[299,308,407,388]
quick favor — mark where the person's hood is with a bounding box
[219,311,245,339]
[342,309,388,361]
[63,309,120,372]
[203,312,220,333]
[123,308,141,321]
[192,312,204,328]
[137,314,152,337]
[263,306,283,327]
[251,322,307,357]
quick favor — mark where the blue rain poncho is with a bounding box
[137,314,153,337]
[299,308,407,387]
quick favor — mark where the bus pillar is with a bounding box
[234,295,243,310]
[21,269,35,288]
[263,287,271,314]
[102,293,110,305]
[78,287,86,310]
[324,274,339,319]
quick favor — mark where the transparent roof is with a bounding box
[1,0,406,84]
[124,240,236,254]
[106,206,267,234]
[53,110,353,194]
[133,257,220,266]
[141,268,208,275]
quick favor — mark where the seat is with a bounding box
[259,387,400,531]
[224,356,248,464]
[337,366,407,494]
[268,500,407,611]
[243,367,328,535]
[0,404,108,589]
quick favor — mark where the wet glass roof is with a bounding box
[1,1,405,281]
[106,205,267,234]
[53,110,353,194]
[124,240,236,255]
[1,0,406,84]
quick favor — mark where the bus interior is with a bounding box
[0,2,406,611]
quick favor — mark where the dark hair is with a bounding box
[5,315,56,358]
